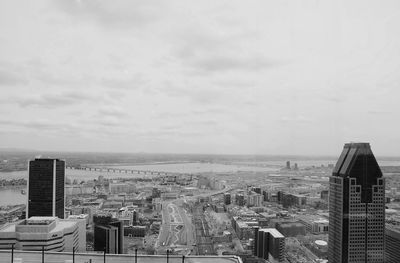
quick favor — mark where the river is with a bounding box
[0,187,26,206]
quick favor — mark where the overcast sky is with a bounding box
[0,0,400,156]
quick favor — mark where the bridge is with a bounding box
[66,166,194,178]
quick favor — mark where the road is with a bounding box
[156,201,195,254]
[156,183,232,254]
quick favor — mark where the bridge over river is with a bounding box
[66,166,194,178]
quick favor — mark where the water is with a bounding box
[0,187,26,206]
[0,159,399,181]
[0,158,399,206]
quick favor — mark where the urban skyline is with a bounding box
[0,142,399,263]
[1,0,400,262]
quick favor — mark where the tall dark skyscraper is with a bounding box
[94,214,124,254]
[328,143,385,263]
[27,158,65,219]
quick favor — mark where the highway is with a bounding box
[156,201,195,254]
[156,183,233,255]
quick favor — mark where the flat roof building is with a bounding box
[254,228,285,263]
[93,214,124,254]
[0,217,83,252]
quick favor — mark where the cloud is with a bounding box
[278,115,313,124]
[0,69,28,86]
[160,80,225,105]
[101,74,148,90]
[367,110,391,115]
[190,55,277,73]
[97,106,127,118]
[0,118,77,133]
[13,91,95,108]
[173,25,280,74]
[93,117,123,127]
[54,0,167,28]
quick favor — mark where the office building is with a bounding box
[286,161,290,170]
[93,214,124,254]
[0,217,83,252]
[320,190,329,201]
[236,194,245,206]
[247,193,263,207]
[67,215,88,252]
[254,228,284,263]
[385,226,400,263]
[109,182,136,194]
[124,225,146,237]
[275,221,306,237]
[28,158,65,219]
[224,193,231,205]
[277,191,307,208]
[251,187,261,194]
[328,143,385,262]
[296,215,329,234]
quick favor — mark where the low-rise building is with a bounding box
[109,182,136,194]
[275,221,306,237]
[124,225,146,237]
[296,214,328,234]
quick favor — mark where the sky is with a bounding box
[0,0,400,156]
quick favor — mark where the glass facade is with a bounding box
[328,143,385,263]
[28,158,65,219]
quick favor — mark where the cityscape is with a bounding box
[1,0,400,263]
[0,144,399,262]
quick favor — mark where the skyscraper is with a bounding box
[328,143,385,263]
[93,214,124,254]
[27,158,65,219]
[254,228,285,262]
[385,226,400,263]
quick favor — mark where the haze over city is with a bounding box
[1,0,400,155]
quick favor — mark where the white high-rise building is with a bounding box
[0,217,85,252]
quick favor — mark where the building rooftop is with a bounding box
[67,214,89,219]
[296,214,328,222]
[32,158,62,161]
[26,217,57,225]
[259,228,284,238]
[0,224,16,232]
[278,222,305,228]
[0,217,78,234]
